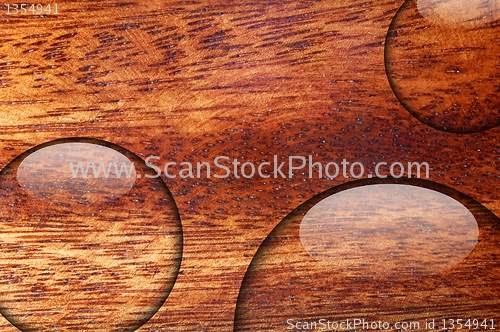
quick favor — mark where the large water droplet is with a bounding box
[0,138,182,332]
[385,0,500,133]
[235,181,500,331]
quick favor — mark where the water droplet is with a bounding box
[385,0,500,133]
[235,180,500,330]
[0,138,182,331]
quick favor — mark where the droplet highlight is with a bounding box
[417,0,500,27]
[299,184,478,276]
[17,142,136,202]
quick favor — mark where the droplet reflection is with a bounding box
[299,184,478,276]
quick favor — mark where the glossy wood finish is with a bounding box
[0,0,499,330]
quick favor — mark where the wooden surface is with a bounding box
[0,0,499,331]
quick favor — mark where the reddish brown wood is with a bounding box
[0,0,498,331]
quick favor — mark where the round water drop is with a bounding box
[0,138,182,332]
[235,181,500,331]
[385,0,500,133]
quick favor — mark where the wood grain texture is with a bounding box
[0,0,498,331]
